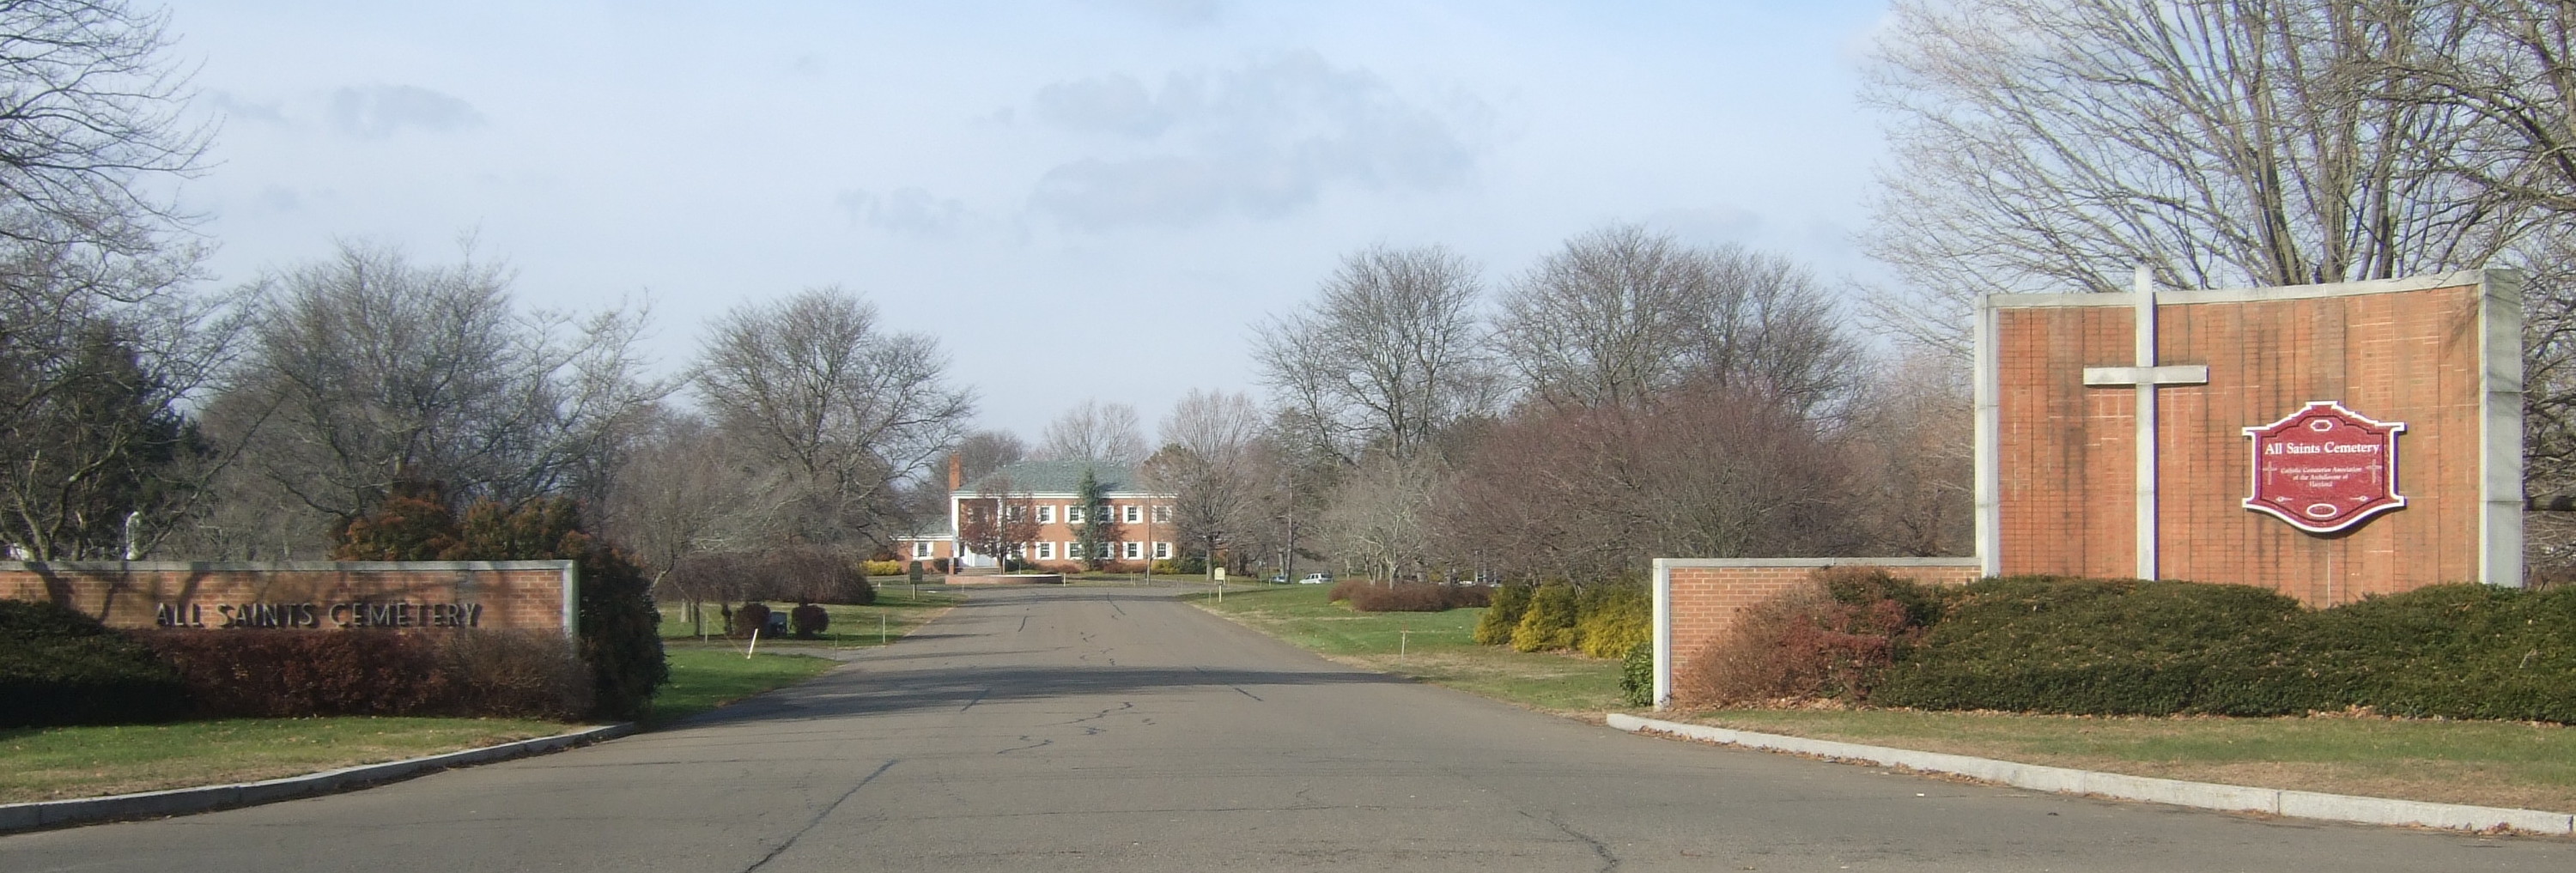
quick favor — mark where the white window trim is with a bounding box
[1152,542,1170,559]
[1151,506,1170,524]
[1066,541,1084,558]
[1036,505,1054,524]
[1066,505,1085,524]
[1035,542,1054,560]
[1123,541,1142,560]
[1122,505,1141,524]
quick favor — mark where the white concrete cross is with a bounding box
[2079,266,2209,580]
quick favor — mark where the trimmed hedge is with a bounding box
[1868,577,2576,723]
[142,629,589,719]
[0,600,185,727]
[790,603,829,638]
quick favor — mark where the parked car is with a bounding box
[1264,573,1288,584]
[1296,573,1334,585]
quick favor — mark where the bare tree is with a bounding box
[695,285,973,549]
[1037,399,1147,465]
[1140,389,1267,568]
[1496,225,1857,413]
[2384,1,2576,216]
[1318,452,1446,583]
[598,409,752,579]
[1256,244,1497,464]
[1839,348,1975,557]
[0,0,226,558]
[951,429,1027,484]
[955,475,1038,569]
[0,285,237,558]
[1864,0,2524,351]
[220,242,662,528]
[0,0,209,301]
[1433,383,1862,582]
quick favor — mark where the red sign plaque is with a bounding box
[2242,401,2406,533]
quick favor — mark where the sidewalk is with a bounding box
[1610,713,2575,836]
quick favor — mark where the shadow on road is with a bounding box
[677,664,1404,725]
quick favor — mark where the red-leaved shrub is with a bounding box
[1676,567,1938,707]
[141,629,592,719]
[144,631,453,718]
[441,630,591,719]
[729,603,773,639]
[1339,582,1491,612]
[790,603,829,639]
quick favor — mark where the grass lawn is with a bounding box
[646,648,840,725]
[656,585,959,647]
[1187,583,1627,713]
[1674,707,2576,814]
[3,646,844,804]
[0,716,566,804]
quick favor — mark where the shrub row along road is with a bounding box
[5,585,2571,871]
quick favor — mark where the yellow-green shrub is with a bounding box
[1512,583,1580,652]
[1575,583,1650,658]
[1476,584,1533,646]
[863,560,904,577]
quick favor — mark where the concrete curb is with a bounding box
[0,722,635,834]
[1607,713,2575,836]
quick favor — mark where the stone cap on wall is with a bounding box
[1652,557,1981,569]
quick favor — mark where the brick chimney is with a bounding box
[948,454,963,492]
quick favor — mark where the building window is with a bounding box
[1034,542,1054,560]
[1066,542,1084,559]
[1122,541,1142,560]
[1151,505,1170,524]
[912,541,932,558]
[1066,505,1084,524]
[1036,505,1054,524]
[1153,542,1170,559]
[1122,505,1141,524]
[1004,503,1026,522]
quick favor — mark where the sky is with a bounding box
[164,0,1901,440]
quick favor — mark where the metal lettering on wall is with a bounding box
[151,601,484,629]
[2242,401,2407,533]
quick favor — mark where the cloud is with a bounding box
[836,187,971,235]
[1033,74,1168,137]
[327,85,486,139]
[1028,52,1483,228]
[254,184,301,212]
[1091,0,1223,27]
[207,91,286,124]
[1643,206,1765,247]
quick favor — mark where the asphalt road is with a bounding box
[6,585,2573,871]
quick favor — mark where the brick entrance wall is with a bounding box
[0,561,580,637]
[1650,557,1982,707]
[1978,270,2522,603]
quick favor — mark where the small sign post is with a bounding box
[2244,401,2407,533]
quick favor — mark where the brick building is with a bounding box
[894,460,1179,572]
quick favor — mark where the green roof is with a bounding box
[958,460,1163,497]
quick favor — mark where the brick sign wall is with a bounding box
[0,561,580,638]
[1650,558,1983,707]
[1978,269,2522,604]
